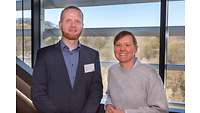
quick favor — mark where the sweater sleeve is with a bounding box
[104,68,113,110]
[124,69,169,113]
[105,89,113,105]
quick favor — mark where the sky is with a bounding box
[16,1,185,28]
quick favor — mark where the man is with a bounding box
[31,6,103,113]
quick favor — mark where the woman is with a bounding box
[105,31,168,113]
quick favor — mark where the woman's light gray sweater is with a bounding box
[105,59,168,113]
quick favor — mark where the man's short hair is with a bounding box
[60,6,83,21]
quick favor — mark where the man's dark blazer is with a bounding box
[31,41,103,113]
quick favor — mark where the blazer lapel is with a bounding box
[73,47,85,90]
[54,41,72,90]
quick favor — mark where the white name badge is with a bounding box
[84,63,95,73]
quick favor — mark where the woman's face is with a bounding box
[114,35,137,64]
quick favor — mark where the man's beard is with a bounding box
[62,30,82,40]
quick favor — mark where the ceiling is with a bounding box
[42,0,159,9]
[16,0,183,10]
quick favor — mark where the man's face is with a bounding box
[114,35,137,64]
[59,9,83,40]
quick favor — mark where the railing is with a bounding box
[16,57,33,85]
[16,57,38,113]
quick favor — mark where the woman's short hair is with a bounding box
[114,31,137,46]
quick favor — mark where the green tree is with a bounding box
[167,38,185,64]
[139,37,159,61]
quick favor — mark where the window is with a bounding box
[41,2,161,97]
[16,0,32,67]
[27,0,184,109]
[15,0,185,112]
[166,0,185,109]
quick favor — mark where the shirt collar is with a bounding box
[118,57,141,72]
[60,39,81,50]
[133,57,140,68]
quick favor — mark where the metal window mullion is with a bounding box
[31,0,41,68]
[22,0,25,61]
[159,0,168,83]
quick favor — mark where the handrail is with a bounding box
[16,58,38,113]
[16,75,31,99]
[16,89,38,113]
[16,57,33,85]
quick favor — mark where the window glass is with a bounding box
[166,0,185,106]
[41,2,160,96]
[16,0,32,67]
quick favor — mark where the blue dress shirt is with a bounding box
[60,40,81,88]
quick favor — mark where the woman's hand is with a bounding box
[106,104,115,113]
[111,107,124,113]
[106,105,124,113]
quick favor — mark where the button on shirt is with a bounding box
[60,40,81,88]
